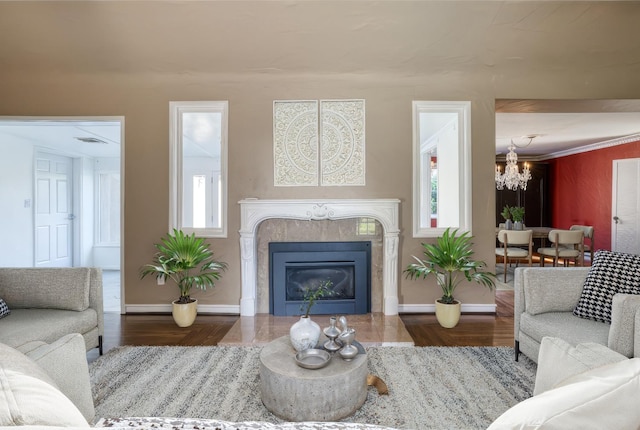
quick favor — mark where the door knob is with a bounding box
[613,216,620,224]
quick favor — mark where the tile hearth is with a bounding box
[219,313,414,347]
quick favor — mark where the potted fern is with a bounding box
[404,228,496,328]
[140,229,227,327]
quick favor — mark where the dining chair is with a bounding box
[569,225,594,263]
[538,229,584,267]
[495,229,533,282]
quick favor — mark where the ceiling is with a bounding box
[495,99,640,160]
[0,120,121,158]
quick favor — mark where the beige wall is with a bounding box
[1,1,640,311]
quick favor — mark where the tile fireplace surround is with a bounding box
[239,199,401,317]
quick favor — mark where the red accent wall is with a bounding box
[549,140,640,251]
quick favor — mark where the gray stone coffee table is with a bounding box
[259,335,368,422]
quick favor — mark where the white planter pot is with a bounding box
[289,316,321,352]
[435,300,461,328]
[172,299,198,327]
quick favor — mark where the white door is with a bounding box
[612,158,640,254]
[35,152,73,267]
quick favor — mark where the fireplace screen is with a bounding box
[286,267,355,301]
[269,241,371,316]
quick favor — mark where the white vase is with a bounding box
[289,316,321,352]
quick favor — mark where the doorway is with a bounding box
[612,158,640,254]
[0,117,124,313]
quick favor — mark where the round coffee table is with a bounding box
[259,335,368,422]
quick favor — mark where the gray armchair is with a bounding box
[514,266,640,363]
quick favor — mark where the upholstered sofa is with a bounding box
[490,336,640,429]
[514,261,640,363]
[6,334,639,429]
[0,267,104,354]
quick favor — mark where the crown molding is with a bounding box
[538,133,640,161]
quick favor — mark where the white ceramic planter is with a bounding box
[289,316,321,352]
[172,299,198,327]
[435,300,461,328]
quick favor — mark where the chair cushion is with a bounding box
[573,250,640,323]
[488,358,640,430]
[537,247,580,258]
[495,247,529,258]
[0,341,89,426]
[519,312,610,347]
[0,308,98,350]
[0,298,9,319]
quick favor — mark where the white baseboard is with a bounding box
[398,303,496,314]
[125,303,494,315]
[124,304,240,315]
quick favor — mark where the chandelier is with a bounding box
[495,137,534,191]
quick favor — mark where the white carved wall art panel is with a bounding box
[320,99,366,186]
[273,99,366,187]
[273,100,319,186]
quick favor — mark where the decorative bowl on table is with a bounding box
[295,348,331,369]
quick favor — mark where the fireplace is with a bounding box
[269,241,371,316]
[238,198,401,316]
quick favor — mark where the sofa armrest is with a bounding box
[515,268,589,339]
[534,337,626,395]
[88,267,104,339]
[636,312,640,358]
[609,293,640,357]
[23,333,95,422]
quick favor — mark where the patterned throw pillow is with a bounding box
[0,298,10,319]
[573,250,640,323]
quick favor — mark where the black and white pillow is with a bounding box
[573,250,640,323]
[0,298,10,319]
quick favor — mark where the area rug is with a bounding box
[90,345,536,430]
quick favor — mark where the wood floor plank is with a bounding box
[88,290,515,362]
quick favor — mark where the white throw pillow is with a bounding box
[0,341,89,427]
[488,358,640,430]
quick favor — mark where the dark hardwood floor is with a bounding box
[400,290,514,347]
[88,290,514,361]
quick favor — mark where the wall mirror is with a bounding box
[412,101,471,237]
[169,101,228,237]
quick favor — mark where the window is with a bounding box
[170,101,228,237]
[412,101,472,237]
[357,217,377,236]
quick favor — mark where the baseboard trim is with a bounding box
[398,303,496,314]
[125,304,240,315]
[125,303,494,315]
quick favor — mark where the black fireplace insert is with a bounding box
[269,241,371,316]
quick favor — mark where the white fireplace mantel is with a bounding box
[238,198,401,316]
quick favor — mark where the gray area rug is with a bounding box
[90,345,536,430]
